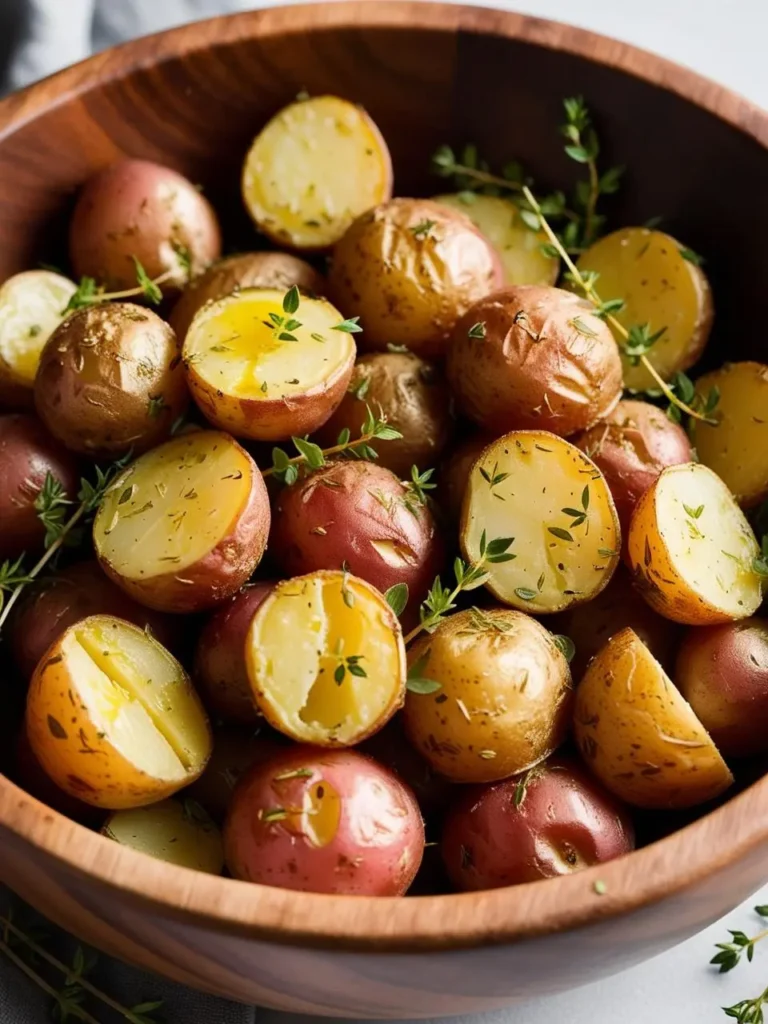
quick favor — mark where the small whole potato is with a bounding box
[0,414,79,560]
[441,759,634,890]
[69,158,222,291]
[439,433,492,524]
[328,198,503,358]
[314,352,455,478]
[34,302,188,457]
[403,608,573,784]
[224,746,424,895]
[447,285,623,436]
[675,618,768,757]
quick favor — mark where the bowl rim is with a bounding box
[2,0,768,952]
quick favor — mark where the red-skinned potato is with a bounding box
[224,746,425,895]
[0,414,79,560]
[194,582,276,723]
[441,759,634,890]
[439,433,492,524]
[69,158,221,291]
[186,726,285,822]
[675,618,768,757]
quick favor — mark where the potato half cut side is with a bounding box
[246,571,406,746]
[576,228,713,390]
[182,287,355,441]
[26,615,212,809]
[94,431,270,613]
[460,431,620,613]
[628,462,762,625]
[242,95,392,250]
[102,798,224,874]
[433,193,559,286]
[574,627,732,808]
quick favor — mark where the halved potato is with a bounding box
[576,227,713,390]
[627,462,763,624]
[94,431,270,613]
[246,571,406,746]
[26,615,212,809]
[460,431,621,613]
[102,798,224,874]
[574,627,733,808]
[242,95,392,250]
[692,361,768,508]
[182,287,355,441]
[433,193,559,286]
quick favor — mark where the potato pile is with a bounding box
[1,92,766,899]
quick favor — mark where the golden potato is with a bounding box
[403,608,572,783]
[576,228,713,390]
[573,627,733,809]
[102,798,224,874]
[627,463,763,624]
[460,431,620,614]
[26,615,212,809]
[692,361,768,508]
[182,287,354,441]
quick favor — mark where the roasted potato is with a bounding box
[328,198,502,358]
[675,618,768,757]
[313,352,455,478]
[69,158,222,291]
[573,627,733,808]
[692,361,768,508]
[245,571,406,746]
[34,302,188,457]
[93,431,270,613]
[433,193,559,286]
[224,746,424,895]
[242,95,393,250]
[576,227,713,390]
[0,270,78,408]
[403,608,572,784]
[26,615,212,809]
[447,285,623,437]
[460,431,621,614]
[186,726,285,822]
[628,462,763,624]
[102,798,224,874]
[0,414,78,560]
[439,433,492,524]
[182,286,354,441]
[441,759,634,890]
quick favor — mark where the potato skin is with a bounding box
[224,746,424,895]
[170,252,326,343]
[0,414,79,560]
[69,159,221,292]
[34,303,188,457]
[675,618,768,757]
[13,730,102,826]
[441,759,634,891]
[403,609,572,783]
[314,352,454,478]
[447,285,623,436]
[328,198,502,358]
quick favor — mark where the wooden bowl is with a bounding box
[2,3,768,1016]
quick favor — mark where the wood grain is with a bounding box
[1,2,768,1015]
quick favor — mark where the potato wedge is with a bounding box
[26,615,212,809]
[246,571,406,746]
[627,463,763,624]
[692,361,768,508]
[573,627,733,808]
[94,431,270,613]
[102,798,224,874]
[576,228,713,390]
[242,95,392,250]
[433,193,559,286]
[460,431,620,613]
[182,287,354,441]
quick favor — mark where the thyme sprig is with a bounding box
[63,259,173,314]
[712,908,768,973]
[724,988,768,1023]
[402,466,436,515]
[560,95,623,248]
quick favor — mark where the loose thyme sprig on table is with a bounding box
[709,905,768,1022]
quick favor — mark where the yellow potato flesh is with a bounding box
[247,572,405,745]
[102,799,224,874]
[576,228,712,390]
[95,432,251,581]
[0,270,77,385]
[433,193,558,286]
[242,95,391,248]
[461,431,620,613]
